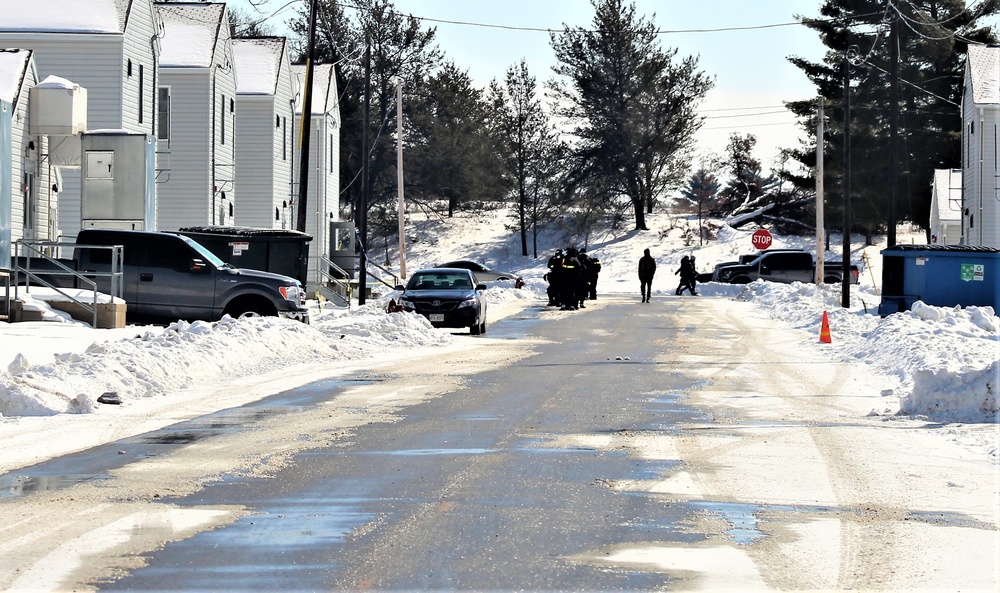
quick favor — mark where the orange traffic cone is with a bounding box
[819,311,832,343]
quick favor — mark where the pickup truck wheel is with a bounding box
[224,297,278,319]
[731,276,752,284]
[823,276,840,284]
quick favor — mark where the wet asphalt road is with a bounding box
[103,296,710,591]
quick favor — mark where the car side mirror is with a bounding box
[476,283,487,291]
[394,284,404,291]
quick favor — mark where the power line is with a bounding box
[700,104,787,112]
[703,109,790,120]
[253,1,885,38]
[703,120,799,131]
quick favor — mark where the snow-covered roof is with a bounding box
[967,44,999,105]
[932,168,962,222]
[292,63,337,116]
[0,0,131,34]
[156,2,225,68]
[233,38,286,95]
[0,49,31,104]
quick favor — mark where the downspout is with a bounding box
[212,68,217,225]
[978,107,984,245]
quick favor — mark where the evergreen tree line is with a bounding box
[235,0,998,256]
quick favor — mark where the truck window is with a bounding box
[147,235,190,272]
[179,235,226,268]
[80,233,137,266]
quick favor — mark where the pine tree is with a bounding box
[549,0,711,231]
[406,62,505,217]
[785,0,998,243]
[678,168,720,246]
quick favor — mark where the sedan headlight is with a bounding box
[399,298,417,311]
[456,297,479,309]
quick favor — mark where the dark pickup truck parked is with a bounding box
[20,229,309,323]
[713,250,860,285]
[709,249,807,282]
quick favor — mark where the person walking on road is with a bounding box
[675,255,698,296]
[638,248,656,303]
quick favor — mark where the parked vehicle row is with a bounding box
[18,229,309,324]
[712,249,860,285]
[394,268,488,335]
[438,260,521,284]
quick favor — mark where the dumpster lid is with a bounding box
[178,226,312,240]
[882,244,1000,254]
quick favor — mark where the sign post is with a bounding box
[751,229,773,251]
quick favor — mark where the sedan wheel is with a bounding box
[470,322,482,335]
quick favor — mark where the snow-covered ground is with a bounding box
[1,210,997,473]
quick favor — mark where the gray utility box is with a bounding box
[879,244,1000,316]
[177,226,312,286]
[81,132,156,231]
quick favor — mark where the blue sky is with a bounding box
[233,1,993,170]
[384,0,827,164]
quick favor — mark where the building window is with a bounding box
[282,116,287,161]
[330,134,334,172]
[158,87,170,141]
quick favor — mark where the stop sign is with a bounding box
[751,229,773,250]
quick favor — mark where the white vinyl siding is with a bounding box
[0,0,160,240]
[234,97,278,228]
[291,63,341,287]
[233,38,297,230]
[155,70,212,231]
[122,0,158,135]
[961,51,1000,249]
[155,1,238,230]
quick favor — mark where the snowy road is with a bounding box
[1,295,997,591]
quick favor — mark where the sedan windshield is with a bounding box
[407,272,474,290]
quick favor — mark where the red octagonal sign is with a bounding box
[751,229,773,250]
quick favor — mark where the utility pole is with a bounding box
[842,56,852,309]
[888,0,899,247]
[815,98,825,285]
[395,78,406,280]
[295,0,318,233]
[358,35,371,305]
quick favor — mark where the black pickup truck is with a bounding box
[21,229,309,323]
[713,249,860,285]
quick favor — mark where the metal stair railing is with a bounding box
[13,240,124,328]
[1,268,11,323]
[364,259,400,291]
[317,254,353,307]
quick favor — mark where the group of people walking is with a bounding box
[544,246,698,307]
[545,247,601,310]
[637,249,699,302]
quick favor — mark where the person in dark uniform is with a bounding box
[546,249,563,306]
[575,250,590,308]
[675,255,697,295]
[561,248,581,310]
[584,251,601,300]
[638,248,656,303]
